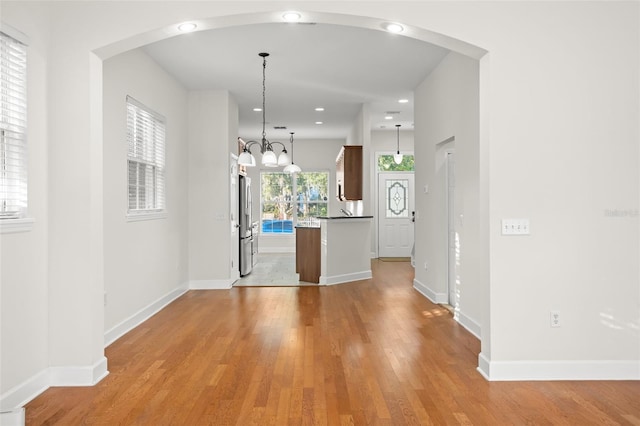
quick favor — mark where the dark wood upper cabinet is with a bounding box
[336,145,363,201]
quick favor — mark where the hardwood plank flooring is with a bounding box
[26,260,640,425]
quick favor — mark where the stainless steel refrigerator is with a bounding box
[239,175,253,276]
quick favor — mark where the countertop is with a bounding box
[317,216,373,219]
[295,216,373,228]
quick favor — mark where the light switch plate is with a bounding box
[501,218,530,235]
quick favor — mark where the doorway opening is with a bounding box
[376,152,415,259]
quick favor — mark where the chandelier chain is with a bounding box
[262,55,267,142]
[239,52,297,170]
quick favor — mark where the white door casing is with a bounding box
[378,172,415,258]
[230,154,240,282]
[446,151,457,307]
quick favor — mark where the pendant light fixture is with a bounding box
[238,52,291,168]
[393,124,403,164]
[283,132,302,174]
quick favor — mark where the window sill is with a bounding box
[126,211,167,222]
[0,217,35,234]
[259,232,295,237]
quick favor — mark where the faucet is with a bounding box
[340,208,353,217]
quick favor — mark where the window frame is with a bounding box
[0,28,29,228]
[260,170,329,235]
[0,26,32,234]
[125,96,166,221]
[377,152,415,172]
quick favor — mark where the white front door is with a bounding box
[378,172,415,257]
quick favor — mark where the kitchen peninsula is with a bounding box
[295,216,373,285]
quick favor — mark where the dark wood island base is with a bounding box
[295,226,320,283]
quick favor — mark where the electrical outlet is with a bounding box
[423,262,428,270]
[550,311,561,327]
[501,218,530,235]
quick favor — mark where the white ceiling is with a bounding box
[142,22,449,141]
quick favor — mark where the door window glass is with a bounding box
[386,179,409,218]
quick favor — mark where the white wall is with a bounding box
[413,52,481,337]
[188,90,238,286]
[0,3,638,417]
[476,3,639,377]
[0,6,50,399]
[351,104,372,217]
[245,138,345,253]
[370,129,413,155]
[103,48,189,334]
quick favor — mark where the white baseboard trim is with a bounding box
[319,270,372,286]
[412,280,481,338]
[454,310,481,339]
[0,408,24,426]
[104,284,188,347]
[477,352,491,380]
[477,352,640,381]
[189,279,234,290]
[50,356,109,386]
[0,369,49,413]
[0,357,109,419]
[413,278,448,304]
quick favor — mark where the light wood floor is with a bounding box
[26,260,640,425]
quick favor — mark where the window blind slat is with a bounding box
[126,97,165,214]
[0,31,27,219]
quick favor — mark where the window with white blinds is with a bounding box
[0,31,27,219]
[126,96,165,215]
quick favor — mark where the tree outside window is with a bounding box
[261,171,328,234]
[378,154,415,172]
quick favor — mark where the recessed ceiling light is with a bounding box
[315,121,323,125]
[177,22,197,32]
[385,116,393,120]
[283,12,302,22]
[398,99,409,104]
[253,108,262,112]
[383,22,404,33]
[315,107,325,112]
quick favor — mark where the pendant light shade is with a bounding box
[277,150,290,166]
[283,132,302,174]
[283,163,302,174]
[239,52,293,169]
[238,149,255,167]
[262,149,278,167]
[393,124,403,164]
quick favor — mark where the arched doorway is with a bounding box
[92,9,489,374]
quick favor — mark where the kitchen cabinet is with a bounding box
[296,217,373,286]
[336,145,362,201]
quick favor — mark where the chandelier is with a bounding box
[238,52,297,170]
